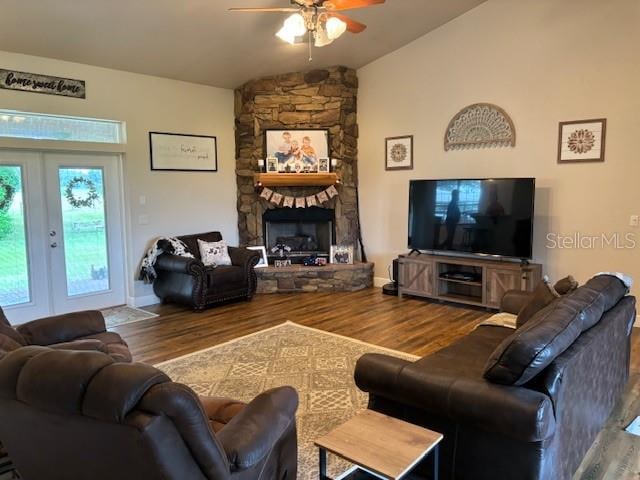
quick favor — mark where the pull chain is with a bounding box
[308,30,313,62]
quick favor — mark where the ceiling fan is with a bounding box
[229,0,385,48]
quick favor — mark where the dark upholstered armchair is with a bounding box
[0,306,131,362]
[0,347,298,480]
[152,232,261,311]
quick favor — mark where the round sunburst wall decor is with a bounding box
[444,103,516,151]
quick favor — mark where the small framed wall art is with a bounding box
[149,132,217,171]
[557,119,607,163]
[385,135,413,170]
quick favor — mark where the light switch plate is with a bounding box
[630,215,639,227]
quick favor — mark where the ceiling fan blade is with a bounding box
[228,7,299,12]
[328,13,367,33]
[322,0,384,11]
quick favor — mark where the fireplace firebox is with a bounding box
[263,207,335,264]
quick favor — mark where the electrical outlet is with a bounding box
[138,214,149,225]
[630,215,639,227]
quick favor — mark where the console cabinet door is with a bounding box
[399,260,434,297]
[485,268,520,308]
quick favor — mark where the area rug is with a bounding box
[101,305,158,328]
[155,322,418,480]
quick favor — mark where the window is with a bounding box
[0,110,124,144]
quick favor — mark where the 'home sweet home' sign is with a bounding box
[0,69,86,99]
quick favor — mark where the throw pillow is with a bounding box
[554,275,579,295]
[198,239,232,267]
[516,277,560,328]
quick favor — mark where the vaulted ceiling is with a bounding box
[0,0,486,89]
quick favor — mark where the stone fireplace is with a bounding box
[263,207,335,263]
[235,66,360,254]
[234,66,373,292]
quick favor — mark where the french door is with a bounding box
[0,150,125,323]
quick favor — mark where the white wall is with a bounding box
[358,0,640,291]
[0,50,237,305]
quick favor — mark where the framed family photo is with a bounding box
[385,135,413,171]
[264,129,329,173]
[149,132,217,172]
[330,245,354,265]
[557,119,607,163]
[247,246,269,268]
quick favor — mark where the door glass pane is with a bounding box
[59,168,109,296]
[0,166,30,306]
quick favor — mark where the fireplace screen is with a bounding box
[263,207,335,263]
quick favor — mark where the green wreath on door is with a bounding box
[64,176,99,208]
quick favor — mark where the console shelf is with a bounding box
[398,253,542,309]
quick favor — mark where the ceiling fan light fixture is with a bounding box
[276,25,297,44]
[325,17,347,40]
[284,13,307,36]
[314,23,334,47]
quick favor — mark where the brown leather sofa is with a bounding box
[0,306,131,362]
[152,232,261,310]
[0,347,298,480]
[355,275,636,480]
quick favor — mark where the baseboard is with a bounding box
[127,294,160,308]
[374,277,391,288]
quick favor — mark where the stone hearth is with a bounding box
[235,66,360,256]
[255,263,374,294]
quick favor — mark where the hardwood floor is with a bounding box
[115,288,639,374]
[114,289,494,364]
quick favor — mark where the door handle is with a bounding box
[50,242,58,248]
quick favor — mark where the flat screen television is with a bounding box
[408,178,535,259]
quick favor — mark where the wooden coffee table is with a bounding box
[315,410,443,480]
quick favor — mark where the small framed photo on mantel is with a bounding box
[557,119,607,164]
[385,135,413,170]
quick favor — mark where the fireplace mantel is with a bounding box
[254,172,340,188]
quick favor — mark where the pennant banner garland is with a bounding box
[270,192,284,206]
[316,191,329,204]
[260,187,273,201]
[326,185,339,198]
[259,185,341,208]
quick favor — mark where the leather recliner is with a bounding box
[152,232,261,310]
[0,306,131,362]
[0,347,298,480]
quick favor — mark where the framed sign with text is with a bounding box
[149,132,218,172]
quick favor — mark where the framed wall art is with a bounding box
[557,119,607,163]
[149,132,217,172]
[385,135,413,170]
[264,129,329,173]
